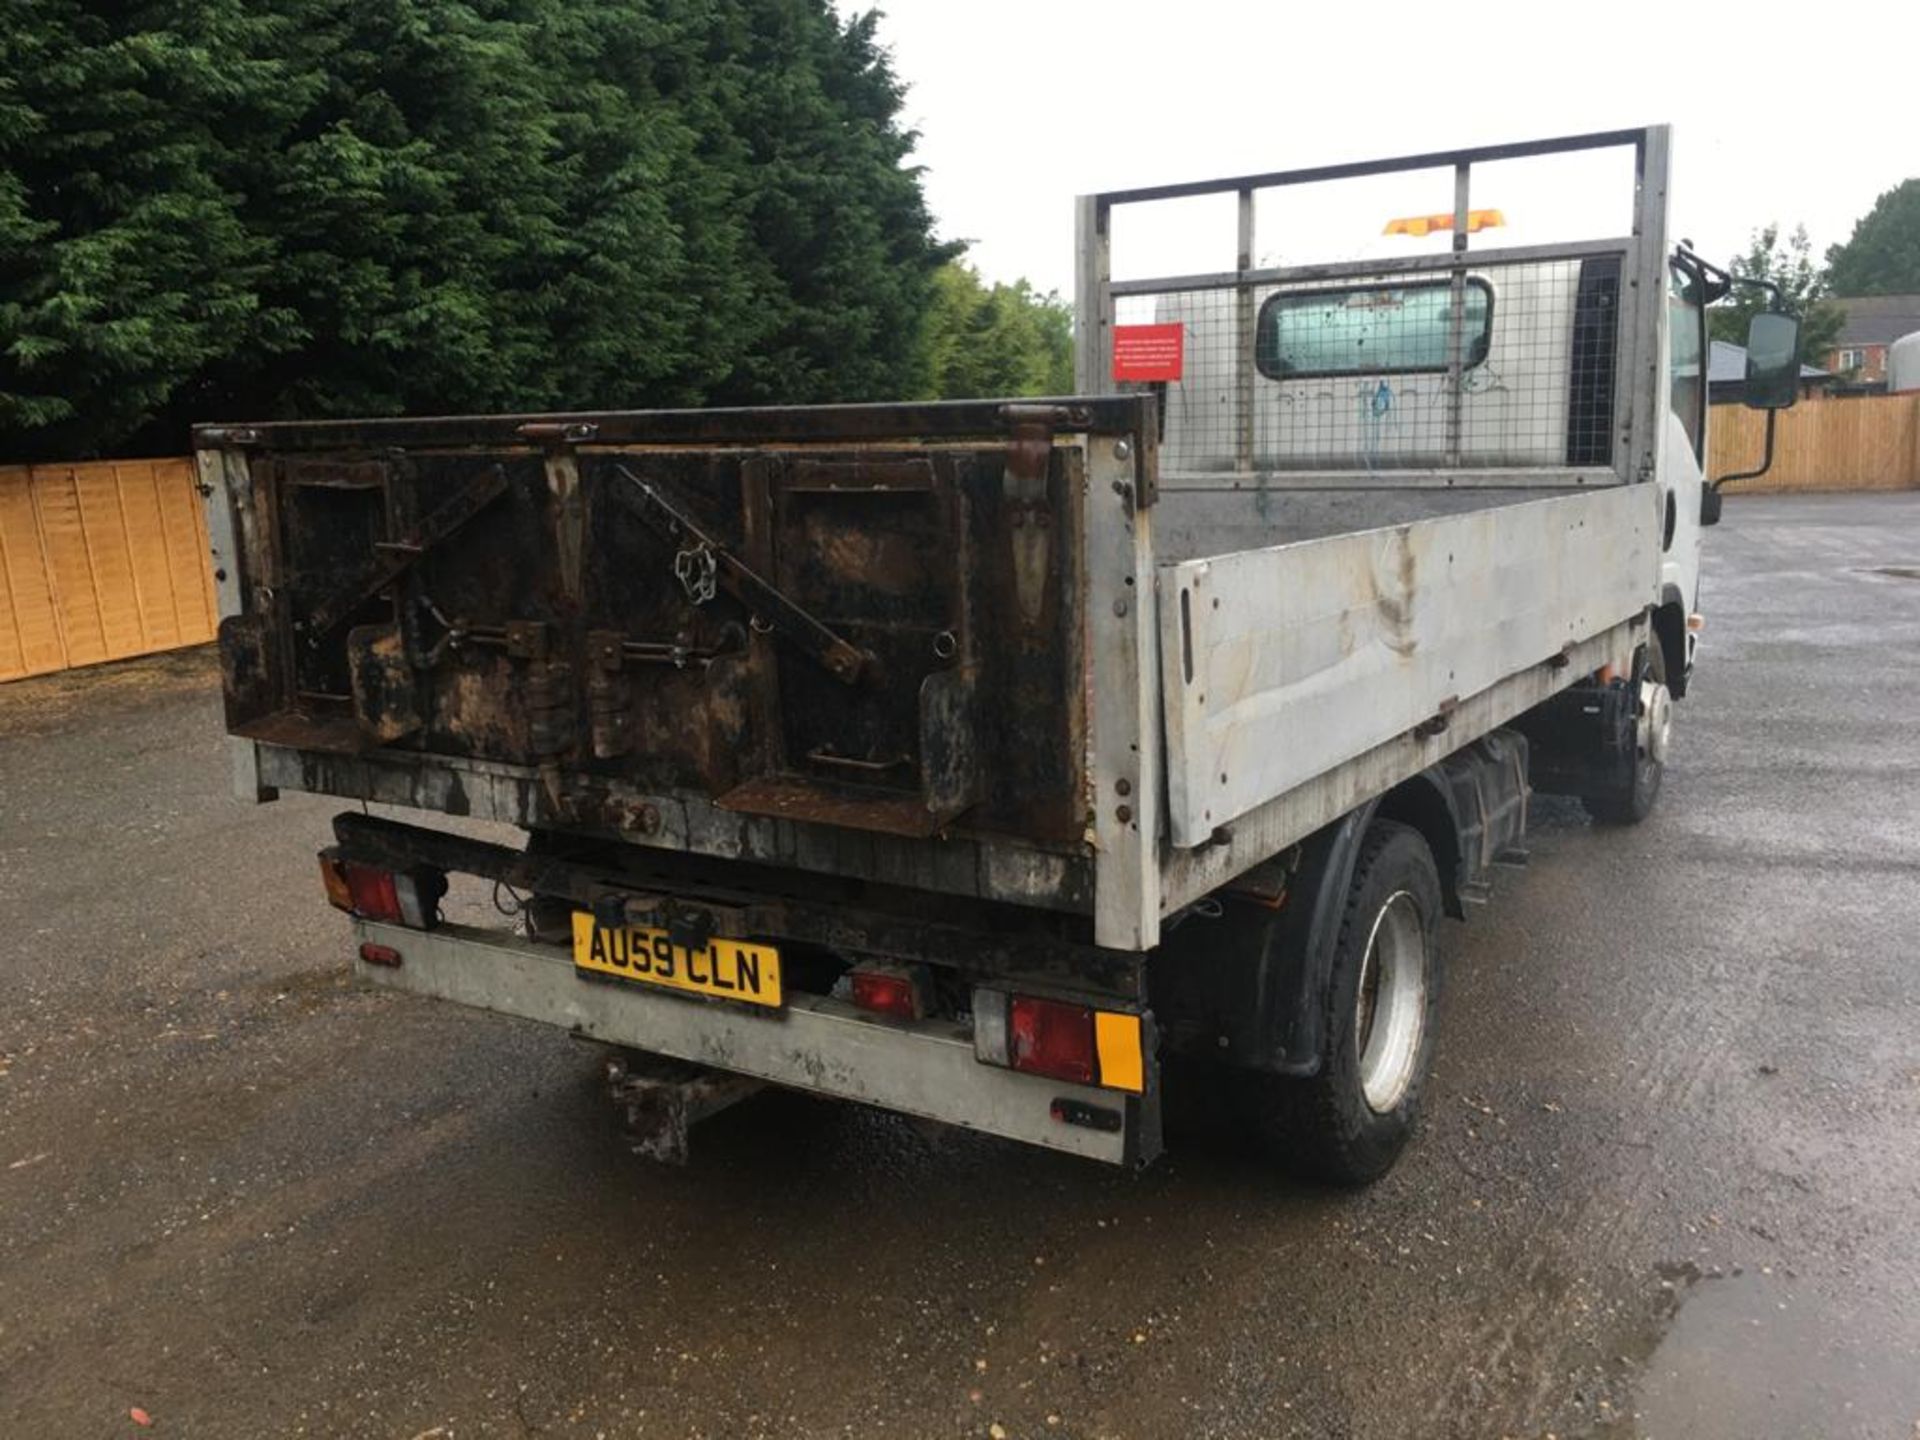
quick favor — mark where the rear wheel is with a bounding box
[1240,820,1443,1186]
[1582,642,1670,825]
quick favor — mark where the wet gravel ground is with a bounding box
[2,492,1918,1439]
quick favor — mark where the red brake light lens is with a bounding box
[850,966,925,1020]
[344,863,402,923]
[1009,995,1096,1085]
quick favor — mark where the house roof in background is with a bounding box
[1708,339,1829,385]
[1831,295,1920,347]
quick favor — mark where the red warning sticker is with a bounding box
[1111,323,1184,382]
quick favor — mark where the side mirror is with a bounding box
[1700,480,1723,527]
[1743,311,1801,410]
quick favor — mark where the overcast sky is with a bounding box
[848,0,1919,297]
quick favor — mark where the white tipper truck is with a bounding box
[198,126,1797,1182]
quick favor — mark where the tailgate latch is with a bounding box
[611,463,872,686]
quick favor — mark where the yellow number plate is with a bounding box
[570,912,783,1008]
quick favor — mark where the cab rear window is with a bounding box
[1256,279,1494,379]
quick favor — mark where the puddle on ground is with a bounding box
[1629,1268,1920,1439]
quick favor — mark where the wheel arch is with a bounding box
[1373,771,1467,921]
[1150,738,1526,1077]
[1150,800,1382,1078]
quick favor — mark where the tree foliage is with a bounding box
[1825,180,1920,298]
[0,0,956,459]
[917,261,1073,400]
[1706,223,1844,369]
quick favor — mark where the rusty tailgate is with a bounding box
[203,401,1145,850]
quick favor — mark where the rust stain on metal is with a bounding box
[345,622,422,742]
[435,656,527,757]
[544,450,586,604]
[716,776,954,839]
[1372,527,1419,657]
[1004,415,1056,631]
[801,514,926,598]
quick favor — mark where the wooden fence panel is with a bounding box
[111,461,183,651]
[30,465,110,668]
[0,458,219,683]
[73,462,151,660]
[157,458,219,645]
[0,466,67,679]
[1713,393,1920,492]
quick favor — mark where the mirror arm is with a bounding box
[1689,251,1787,312]
[1712,407,1778,491]
[1728,273,1785,307]
[1679,250,1786,309]
[1682,248,1733,305]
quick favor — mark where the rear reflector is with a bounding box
[358,941,402,968]
[1050,1097,1123,1132]
[849,965,927,1020]
[1093,1012,1145,1094]
[1009,995,1096,1085]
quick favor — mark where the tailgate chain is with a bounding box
[673,544,718,606]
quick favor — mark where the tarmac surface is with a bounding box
[1,492,1917,1439]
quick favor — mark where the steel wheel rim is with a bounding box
[1640,679,1673,765]
[1354,890,1426,1113]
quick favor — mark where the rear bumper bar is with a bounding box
[352,919,1160,1166]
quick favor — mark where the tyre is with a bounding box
[1582,641,1670,825]
[1240,820,1444,1186]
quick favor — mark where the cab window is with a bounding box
[1257,279,1494,379]
[1668,262,1706,461]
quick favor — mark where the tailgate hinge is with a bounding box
[1001,407,1060,631]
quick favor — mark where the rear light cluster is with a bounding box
[848,964,930,1020]
[1009,995,1096,1083]
[972,988,1144,1094]
[318,850,445,929]
[842,969,1145,1095]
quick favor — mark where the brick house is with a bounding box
[1825,294,1920,384]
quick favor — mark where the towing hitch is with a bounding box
[602,1050,766,1165]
